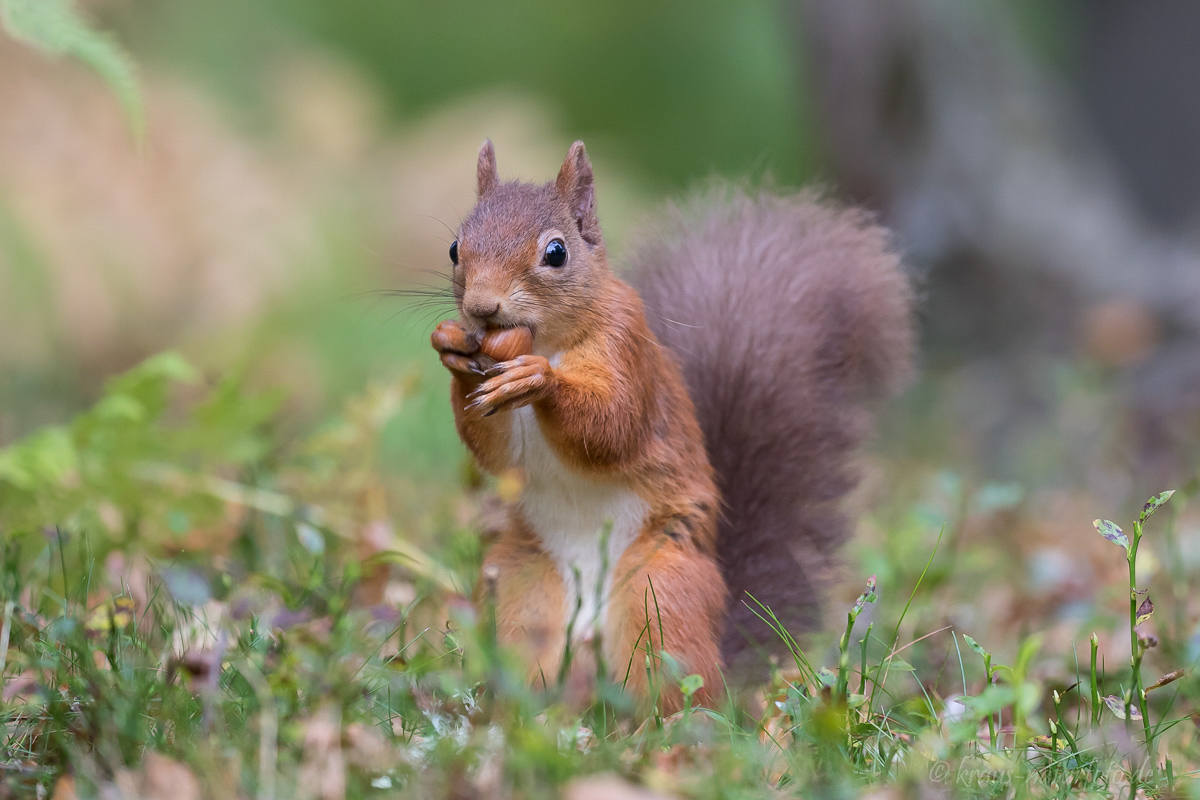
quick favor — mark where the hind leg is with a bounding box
[603,533,726,714]
[480,523,567,689]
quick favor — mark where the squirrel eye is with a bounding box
[543,239,567,268]
[449,241,459,265]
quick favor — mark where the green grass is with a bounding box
[2,354,1198,799]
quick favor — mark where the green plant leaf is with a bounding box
[965,685,1015,716]
[1139,490,1175,524]
[1015,633,1043,677]
[0,0,143,136]
[0,426,78,490]
[122,351,200,385]
[962,634,988,658]
[1092,519,1128,550]
[1016,682,1041,716]
[679,674,704,698]
[93,394,146,423]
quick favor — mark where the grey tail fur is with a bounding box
[628,185,915,667]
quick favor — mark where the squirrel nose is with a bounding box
[465,297,502,321]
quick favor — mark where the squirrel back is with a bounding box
[628,185,915,665]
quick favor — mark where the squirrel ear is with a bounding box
[477,139,499,197]
[555,140,600,245]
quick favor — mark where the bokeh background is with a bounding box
[4,0,1200,671]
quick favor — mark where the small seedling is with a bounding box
[1093,488,1174,787]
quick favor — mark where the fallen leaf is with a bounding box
[84,596,136,637]
[139,753,202,800]
[2,671,42,704]
[101,754,202,800]
[565,774,678,800]
[161,566,211,607]
[169,647,225,691]
[342,722,390,771]
[49,775,77,800]
[297,704,345,800]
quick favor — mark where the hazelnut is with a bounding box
[479,326,534,362]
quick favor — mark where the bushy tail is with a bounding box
[628,185,915,666]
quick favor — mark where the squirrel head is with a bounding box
[451,139,610,350]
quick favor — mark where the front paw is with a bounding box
[465,355,554,417]
[432,319,486,376]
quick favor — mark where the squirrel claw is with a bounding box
[465,396,499,417]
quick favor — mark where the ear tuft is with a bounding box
[477,139,499,197]
[555,140,601,245]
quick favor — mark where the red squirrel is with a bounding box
[431,140,913,712]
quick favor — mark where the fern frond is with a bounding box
[1,0,143,139]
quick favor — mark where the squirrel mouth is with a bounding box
[487,321,536,336]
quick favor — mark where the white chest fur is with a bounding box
[508,405,646,640]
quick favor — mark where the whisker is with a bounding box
[651,314,702,330]
[355,244,454,274]
[424,215,460,241]
[354,287,456,300]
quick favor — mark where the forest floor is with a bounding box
[2,349,1198,799]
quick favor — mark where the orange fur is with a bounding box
[604,531,725,711]
[479,518,567,688]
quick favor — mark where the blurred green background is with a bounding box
[1,0,824,484]
[124,0,817,191]
[3,0,1200,514]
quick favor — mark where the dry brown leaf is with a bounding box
[170,601,228,663]
[49,775,77,800]
[1147,669,1186,692]
[168,647,224,692]
[296,704,345,800]
[1079,301,1159,367]
[96,754,201,800]
[342,722,391,771]
[139,753,202,800]
[2,671,41,704]
[564,774,678,800]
